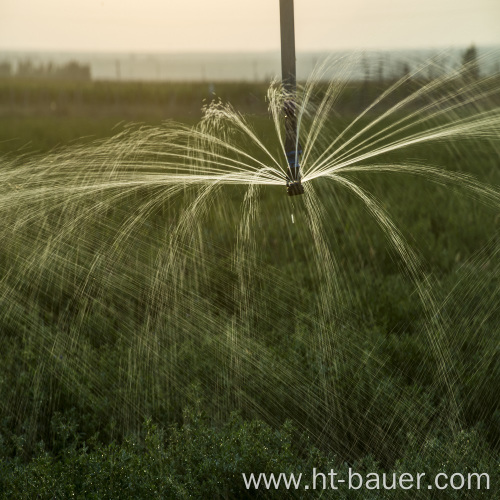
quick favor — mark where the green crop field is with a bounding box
[0,76,498,498]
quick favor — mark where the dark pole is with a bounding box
[280,0,303,195]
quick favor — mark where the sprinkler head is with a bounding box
[287,180,304,196]
[286,149,304,196]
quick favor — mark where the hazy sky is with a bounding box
[1,0,499,53]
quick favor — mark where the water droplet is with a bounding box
[291,213,295,224]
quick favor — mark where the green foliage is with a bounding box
[0,411,497,499]
[0,409,320,499]
[0,79,498,496]
[461,45,480,81]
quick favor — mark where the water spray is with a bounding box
[280,0,304,196]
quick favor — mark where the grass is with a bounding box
[0,78,271,154]
[0,76,498,498]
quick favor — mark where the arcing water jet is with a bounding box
[280,0,304,196]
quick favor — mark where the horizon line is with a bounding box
[2,44,499,56]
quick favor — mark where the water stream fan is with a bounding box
[280,0,304,196]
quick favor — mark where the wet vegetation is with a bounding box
[0,74,499,498]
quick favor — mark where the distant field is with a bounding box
[0,76,455,154]
[0,79,271,154]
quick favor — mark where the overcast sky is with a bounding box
[1,0,499,53]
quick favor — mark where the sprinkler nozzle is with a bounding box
[287,180,304,196]
[286,149,304,196]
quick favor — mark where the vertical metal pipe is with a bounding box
[280,0,297,94]
[280,0,303,195]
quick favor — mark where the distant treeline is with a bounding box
[1,44,497,83]
[0,60,90,81]
[361,45,489,82]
